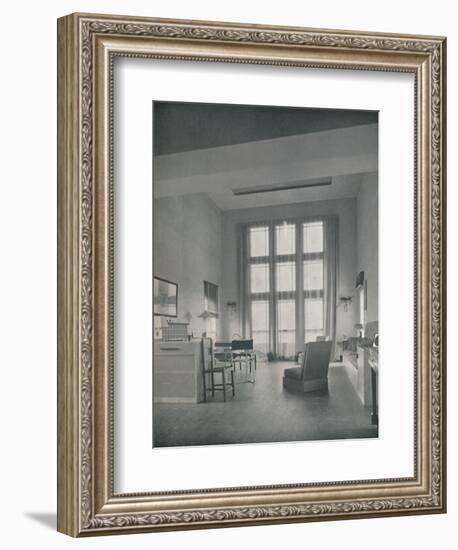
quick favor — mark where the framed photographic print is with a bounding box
[57,13,446,536]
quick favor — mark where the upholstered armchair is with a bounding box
[283,341,332,393]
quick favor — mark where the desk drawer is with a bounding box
[155,342,197,356]
[153,340,203,402]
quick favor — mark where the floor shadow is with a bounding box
[25,512,56,530]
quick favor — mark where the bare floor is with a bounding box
[153,361,378,447]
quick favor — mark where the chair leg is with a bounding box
[231,370,235,396]
[222,369,226,402]
[211,371,215,397]
[202,371,207,402]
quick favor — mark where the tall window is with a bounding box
[247,219,329,359]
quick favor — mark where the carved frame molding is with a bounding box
[57,13,446,536]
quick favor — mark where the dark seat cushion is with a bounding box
[283,366,303,380]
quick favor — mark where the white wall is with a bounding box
[221,196,357,345]
[154,193,222,336]
[1,1,455,550]
[356,172,379,323]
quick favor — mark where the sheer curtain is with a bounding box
[239,223,271,355]
[323,217,338,358]
[275,222,296,359]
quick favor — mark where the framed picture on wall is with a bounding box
[153,277,178,317]
[57,13,446,537]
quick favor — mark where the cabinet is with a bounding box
[356,346,373,407]
[342,346,373,408]
[153,340,204,403]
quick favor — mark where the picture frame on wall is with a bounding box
[153,277,178,317]
[57,12,446,537]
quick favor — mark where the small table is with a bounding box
[232,351,256,384]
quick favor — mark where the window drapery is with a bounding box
[239,216,338,360]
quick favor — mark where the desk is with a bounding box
[153,340,204,403]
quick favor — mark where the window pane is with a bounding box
[275,223,295,255]
[250,226,269,257]
[277,300,295,330]
[303,222,323,253]
[277,300,295,359]
[304,298,324,343]
[250,264,269,293]
[303,260,323,290]
[276,261,296,292]
[251,301,269,354]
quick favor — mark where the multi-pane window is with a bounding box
[248,219,326,358]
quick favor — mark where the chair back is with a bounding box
[231,339,253,351]
[301,341,332,381]
[201,337,213,371]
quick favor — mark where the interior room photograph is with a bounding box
[152,101,379,448]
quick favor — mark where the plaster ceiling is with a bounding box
[153,101,378,156]
[154,123,378,211]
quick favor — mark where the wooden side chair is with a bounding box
[201,338,235,402]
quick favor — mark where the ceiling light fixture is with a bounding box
[232,177,332,196]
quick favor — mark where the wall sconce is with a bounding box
[226,301,237,314]
[198,310,218,320]
[339,296,352,312]
[355,323,364,338]
[197,309,218,339]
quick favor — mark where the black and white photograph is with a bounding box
[152,101,379,448]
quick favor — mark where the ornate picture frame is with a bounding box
[57,12,446,536]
